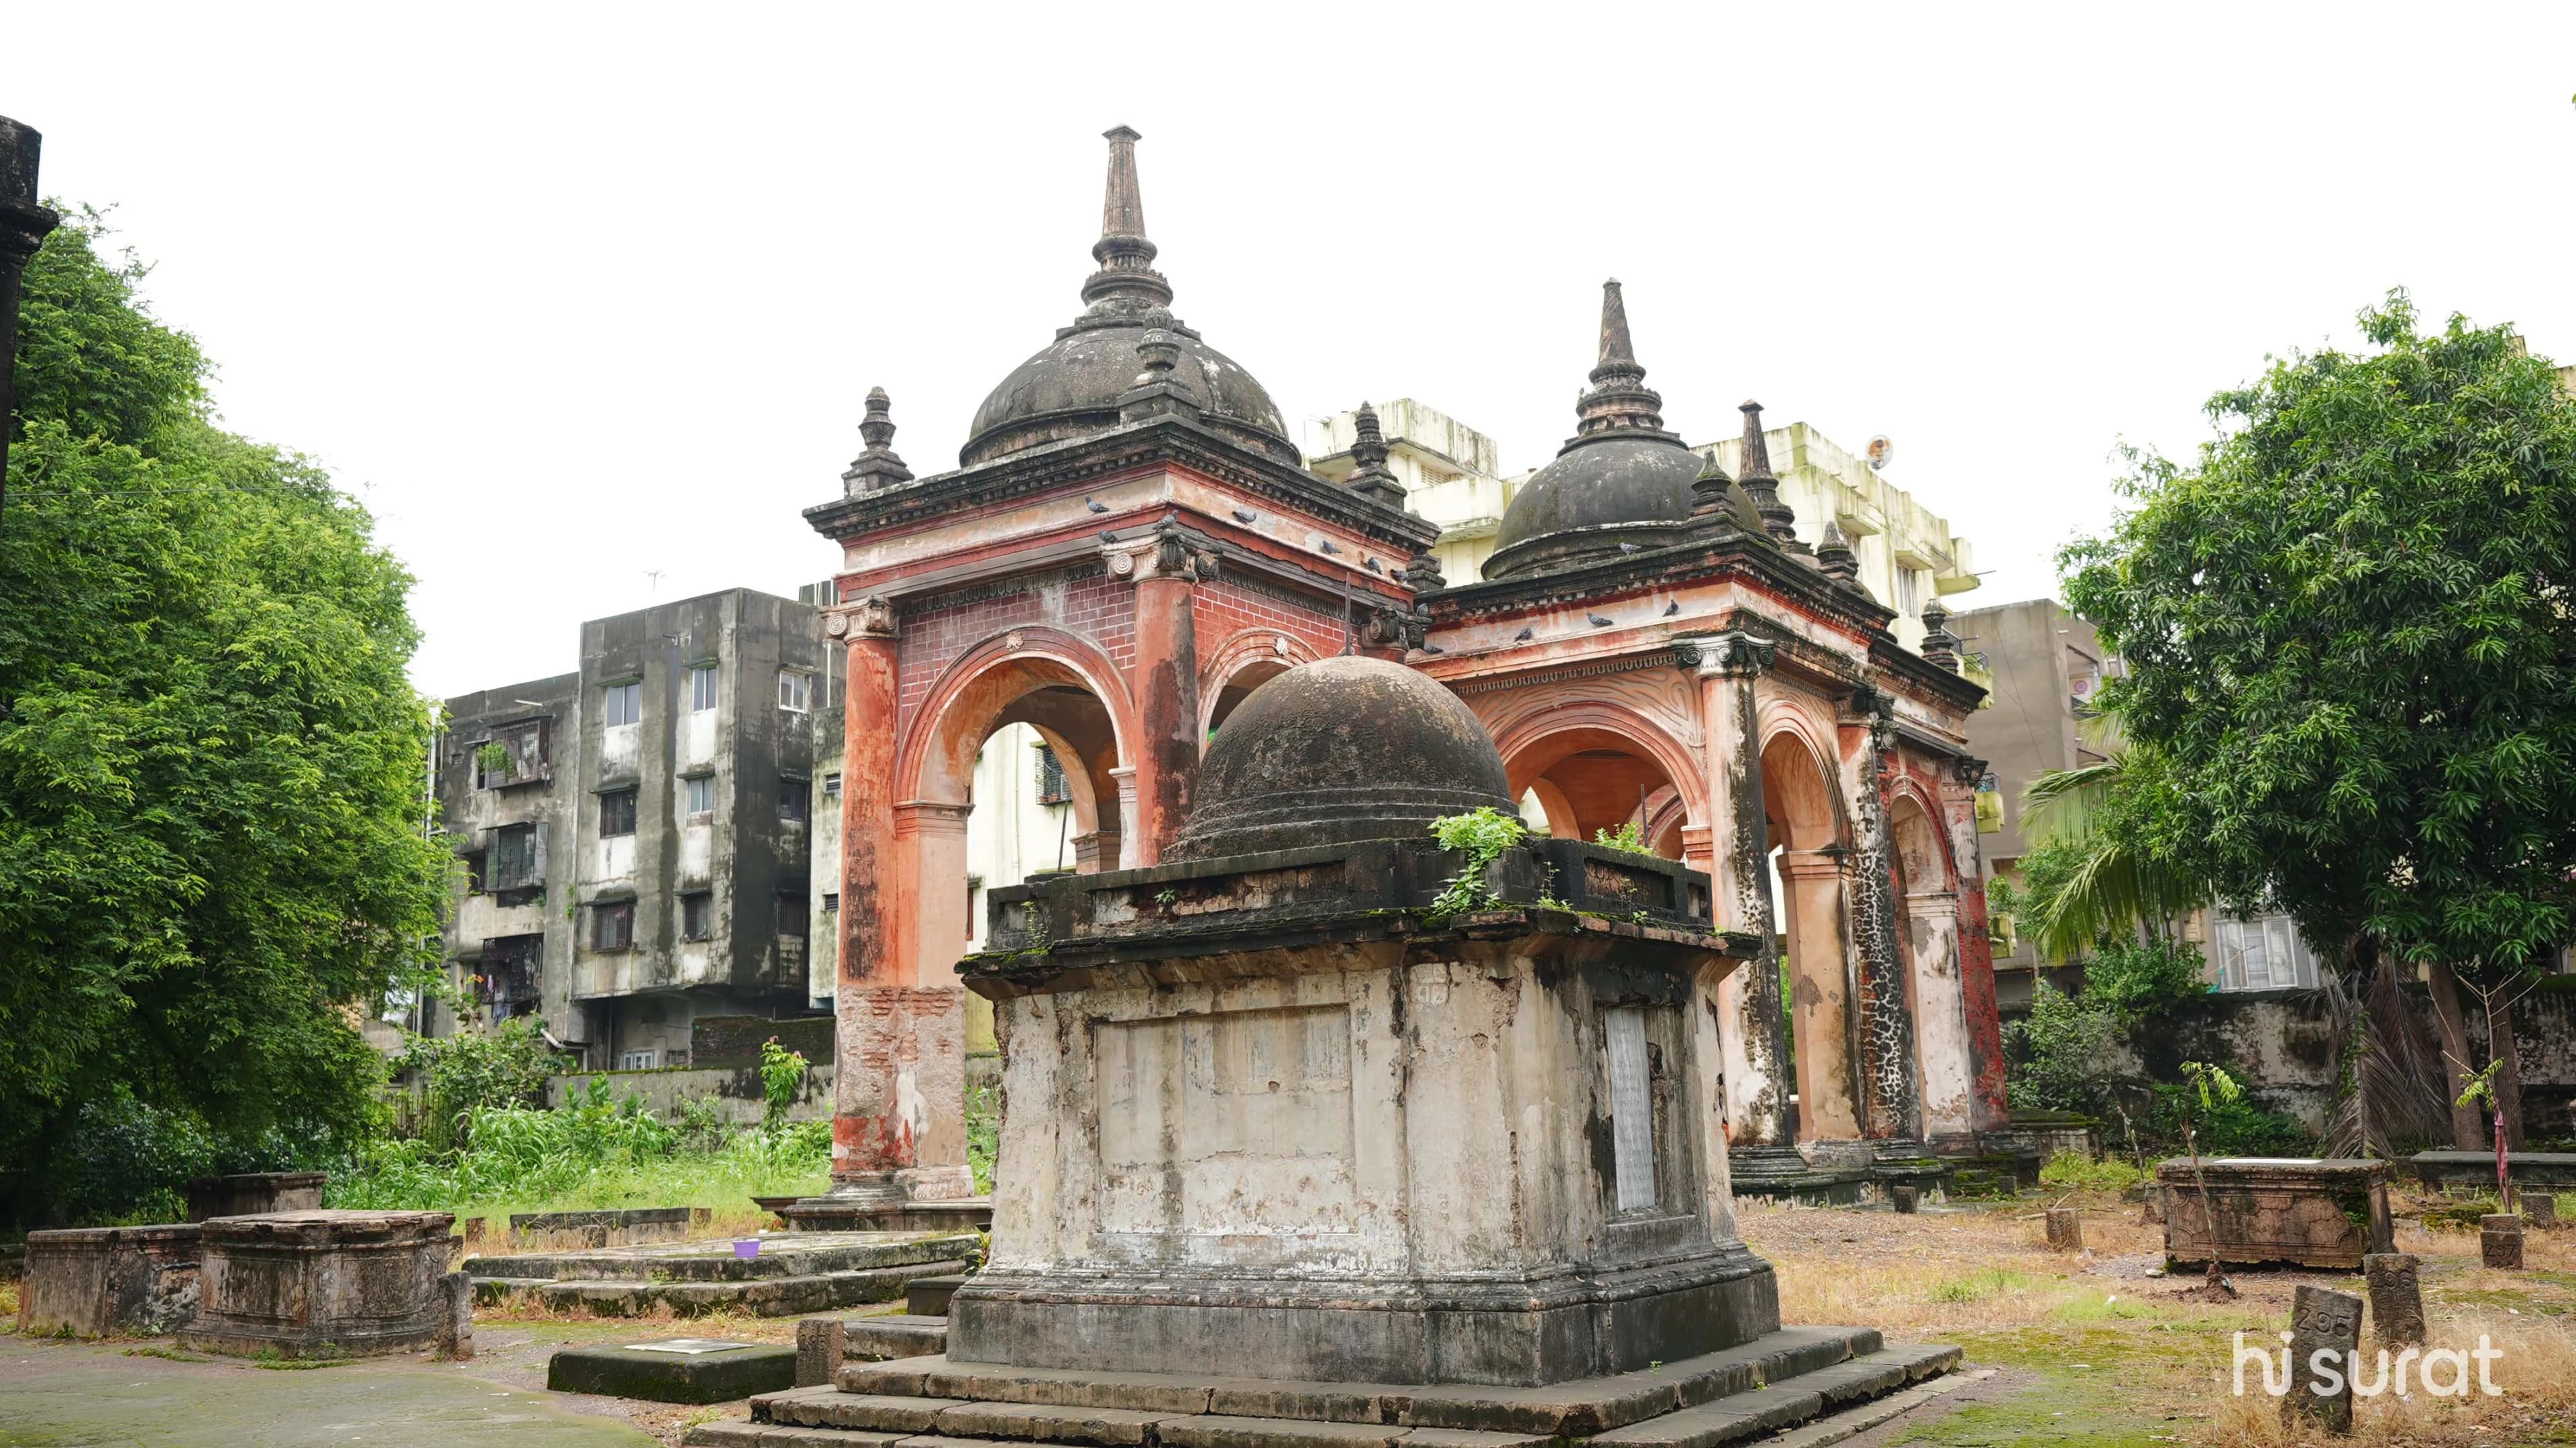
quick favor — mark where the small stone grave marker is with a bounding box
[548,1337,798,1403]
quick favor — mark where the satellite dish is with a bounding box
[1866,435,1894,471]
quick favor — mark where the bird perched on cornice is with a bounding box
[1320,539,1342,555]
[1364,558,1383,573]
[1085,497,1110,513]
[1663,600,1680,616]
[1231,508,1257,523]
[1619,542,1642,554]
[1097,530,1119,543]
[1588,614,1614,627]
[1513,626,1534,642]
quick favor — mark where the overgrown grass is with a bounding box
[326,1079,829,1231]
[2040,1151,2147,1194]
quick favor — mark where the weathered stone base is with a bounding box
[16,1224,202,1337]
[849,1314,951,1361]
[551,1339,799,1403]
[950,1247,1778,1388]
[679,1327,1960,1447]
[182,1211,453,1359]
[467,1231,974,1319]
[2157,1158,2394,1272]
[1725,1146,1871,1207]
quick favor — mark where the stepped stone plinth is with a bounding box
[182,1209,452,1358]
[185,1171,326,1221]
[466,1230,973,1317]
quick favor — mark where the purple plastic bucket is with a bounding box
[733,1239,760,1260]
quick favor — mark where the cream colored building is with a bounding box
[1307,400,1980,651]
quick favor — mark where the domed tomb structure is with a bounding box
[960,126,1300,469]
[1481,280,1708,580]
[1170,655,1513,860]
[936,658,1784,1387]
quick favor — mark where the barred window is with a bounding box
[1034,744,1071,805]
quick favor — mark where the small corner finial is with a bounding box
[841,386,914,496]
[1344,400,1405,508]
[1737,399,1803,551]
[1919,596,1962,671]
[1689,447,1735,518]
[1815,518,1860,583]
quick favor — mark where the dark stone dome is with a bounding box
[1170,655,1513,861]
[963,319,1298,468]
[1481,433,1704,579]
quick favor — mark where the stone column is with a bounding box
[833,600,904,1187]
[1128,531,1204,865]
[1904,889,1977,1144]
[0,118,60,522]
[1838,693,1922,1144]
[1108,766,1142,869]
[898,801,976,977]
[1690,634,1790,1150]
[1943,757,2012,1132]
[1778,849,1862,1144]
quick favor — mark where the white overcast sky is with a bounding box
[11,4,2574,698]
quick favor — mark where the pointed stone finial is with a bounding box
[1081,126,1173,317]
[841,386,914,496]
[1344,401,1406,508]
[1816,518,1861,583]
[1573,280,1666,437]
[1690,449,1735,518]
[1737,400,1803,550]
[1921,598,1962,671]
[1403,544,1446,594]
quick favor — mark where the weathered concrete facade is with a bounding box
[432,588,837,1066]
[804,128,2007,1211]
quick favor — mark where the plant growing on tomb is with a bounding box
[2456,1058,2513,1213]
[1593,821,1650,856]
[2175,1060,2241,1296]
[759,1036,809,1135]
[1428,807,1527,917]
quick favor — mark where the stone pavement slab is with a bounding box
[0,1335,657,1447]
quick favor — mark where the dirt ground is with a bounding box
[1739,1192,2576,1447]
[5,1198,2571,1447]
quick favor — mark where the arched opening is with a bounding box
[1890,789,1974,1140]
[1502,723,1696,859]
[902,640,1136,1050]
[1199,629,1322,744]
[1761,729,1860,1144]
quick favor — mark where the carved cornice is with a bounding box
[1684,630,1776,679]
[1426,518,1892,643]
[804,414,1437,556]
[1449,645,1699,698]
[822,596,898,641]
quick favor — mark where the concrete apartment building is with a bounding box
[433,588,838,1068]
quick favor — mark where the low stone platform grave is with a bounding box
[2157,1157,2395,1270]
[779,1195,994,1234]
[181,1209,453,1358]
[682,1328,1960,1447]
[550,1337,799,1403]
[185,1171,326,1221]
[2410,1150,2576,1196]
[466,1231,974,1317]
[15,1223,202,1337]
[506,1206,701,1247]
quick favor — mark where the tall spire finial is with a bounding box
[1572,279,1666,437]
[1920,598,1962,671]
[1081,126,1173,317]
[841,386,914,496]
[1737,399,1803,550]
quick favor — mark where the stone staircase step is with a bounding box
[759,1390,961,1433]
[1753,1367,1986,1448]
[1586,1388,1824,1448]
[933,1401,1180,1445]
[1159,1417,1403,1448]
[908,1274,969,1317]
[524,1261,964,1318]
[841,1328,1878,1437]
[849,1314,951,1361]
[686,1425,908,1447]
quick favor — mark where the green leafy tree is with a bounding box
[2063,290,2576,1149]
[2174,1062,2243,1294]
[0,211,449,1215]
[758,1036,810,1132]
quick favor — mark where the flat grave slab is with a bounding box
[550,1337,799,1404]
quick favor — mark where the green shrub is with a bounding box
[2004,983,2122,1119]
[759,1038,809,1131]
[398,1018,566,1153]
[2037,1151,2145,1193]
[1428,807,1527,916]
[2082,936,2209,1020]
[1592,822,1650,855]
[965,1082,1000,1196]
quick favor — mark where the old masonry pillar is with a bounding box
[1693,633,1793,1154]
[826,598,971,1203]
[1127,526,1204,864]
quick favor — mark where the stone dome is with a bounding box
[1481,279,1705,581]
[1169,655,1514,861]
[959,126,1299,470]
[1483,433,1704,578]
[963,319,1297,468]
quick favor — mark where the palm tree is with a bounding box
[2017,752,2208,961]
